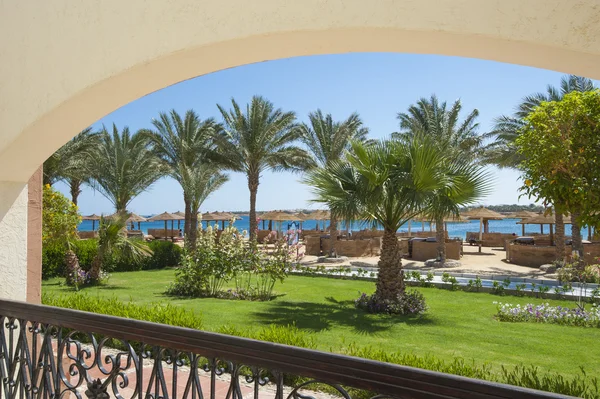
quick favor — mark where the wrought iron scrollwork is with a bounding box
[1,317,374,399]
[0,300,559,399]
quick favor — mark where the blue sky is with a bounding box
[54,53,598,215]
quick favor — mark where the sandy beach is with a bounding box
[299,244,558,279]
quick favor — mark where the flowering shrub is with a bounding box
[557,261,600,284]
[495,302,600,327]
[355,290,427,315]
[235,236,295,300]
[42,185,81,248]
[166,222,296,300]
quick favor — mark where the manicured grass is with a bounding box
[43,270,600,379]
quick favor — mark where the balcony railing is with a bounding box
[0,299,567,399]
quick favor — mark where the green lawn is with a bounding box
[43,270,600,379]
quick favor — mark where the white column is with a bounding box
[0,181,28,301]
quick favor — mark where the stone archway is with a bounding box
[2,0,600,300]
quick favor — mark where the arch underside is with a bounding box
[1,0,600,181]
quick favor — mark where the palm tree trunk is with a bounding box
[248,174,259,241]
[555,211,565,262]
[89,255,102,283]
[183,199,191,238]
[70,179,82,206]
[376,227,404,301]
[64,250,81,286]
[328,216,337,257]
[435,217,446,262]
[116,200,127,214]
[188,212,199,250]
[571,210,583,258]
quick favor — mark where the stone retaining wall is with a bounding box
[506,243,600,267]
[305,237,381,257]
[411,241,461,261]
[77,231,98,239]
[465,231,516,247]
[506,244,558,267]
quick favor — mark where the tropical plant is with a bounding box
[485,75,596,169]
[215,96,314,240]
[395,95,489,262]
[42,184,83,284]
[484,75,597,260]
[43,128,100,205]
[141,110,225,247]
[424,163,490,262]
[42,184,81,248]
[394,95,483,161]
[517,90,600,257]
[87,124,162,213]
[177,163,228,248]
[88,214,152,283]
[305,137,461,311]
[299,110,369,256]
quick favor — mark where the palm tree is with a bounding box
[43,128,100,205]
[484,75,596,259]
[424,163,491,262]
[299,110,369,256]
[395,95,487,262]
[88,124,162,213]
[394,95,483,161]
[179,163,228,248]
[216,96,314,241]
[306,137,467,302]
[141,110,223,247]
[89,214,152,283]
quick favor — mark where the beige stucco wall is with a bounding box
[0,182,28,301]
[2,0,600,300]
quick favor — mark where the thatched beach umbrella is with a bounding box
[517,213,572,243]
[412,214,435,233]
[506,210,539,220]
[441,214,469,234]
[260,210,297,232]
[200,211,235,229]
[82,214,101,230]
[173,211,186,230]
[411,214,467,236]
[126,213,147,231]
[294,212,310,230]
[148,211,184,240]
[306,210,330,230]
[464,207,505,240]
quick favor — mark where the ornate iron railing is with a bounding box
[0,299,568,399]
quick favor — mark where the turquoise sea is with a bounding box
[77,216,589,239]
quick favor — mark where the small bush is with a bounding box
[355,290,427,315]
[73,239,98,270]
[42,239,99,279]
[167,224,292,300]
[142,241,182,269]
[42,243,67,278]
[42,293,203,330]
[558,262,600,284]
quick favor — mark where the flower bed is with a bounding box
[495,302,600,327]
